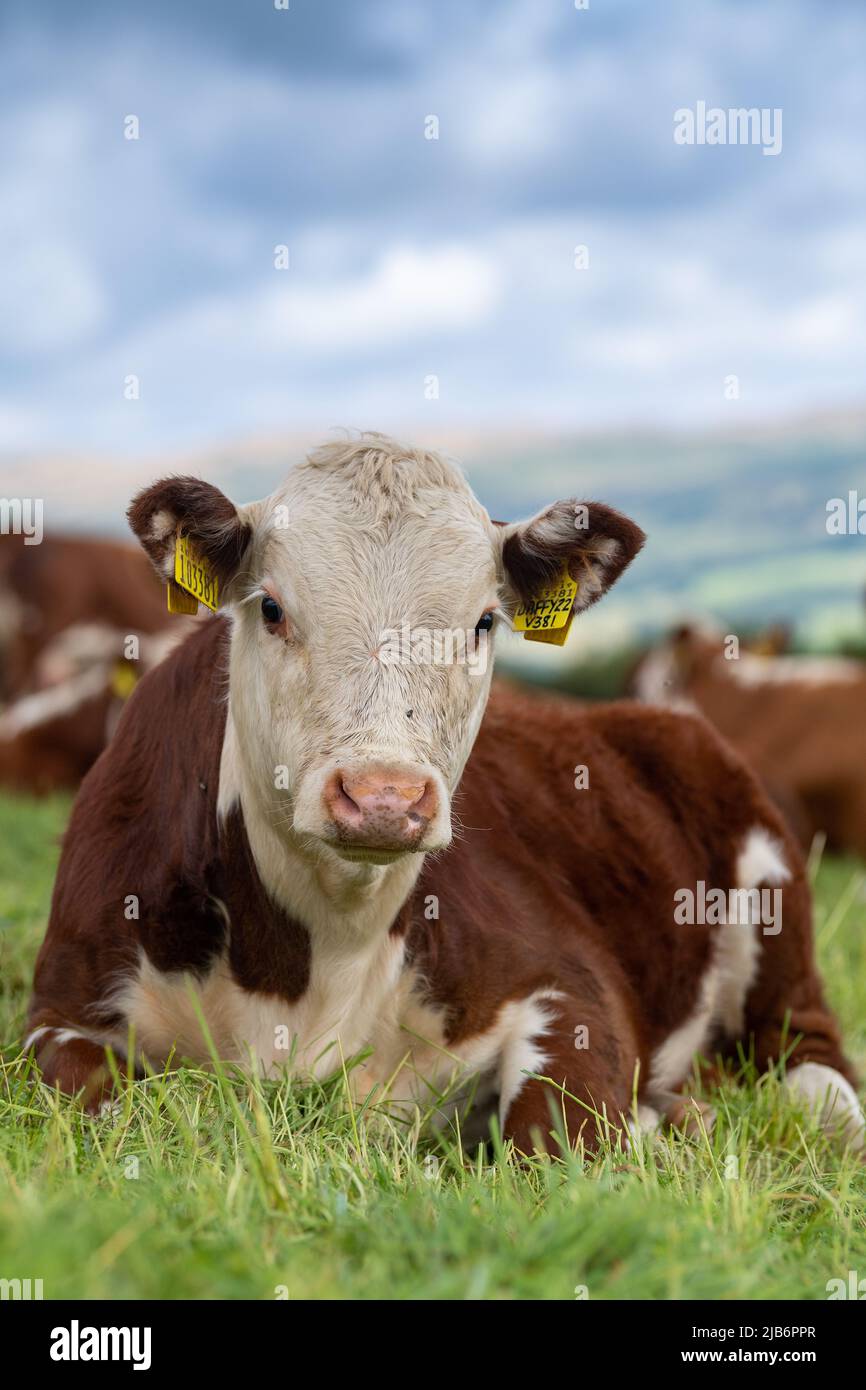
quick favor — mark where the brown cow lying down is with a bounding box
[26,436,864,1154]
[0,533,168,703]
[631,624,866,860]
[0,624,188,793]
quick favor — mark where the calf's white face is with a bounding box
[129,435,644,865]
[232,457,499,862]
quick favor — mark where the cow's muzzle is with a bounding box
[320,763,444,859]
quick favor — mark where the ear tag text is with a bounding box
[513,567,579,647]
[168,533,219,613]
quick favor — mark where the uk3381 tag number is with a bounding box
[174,534,219,611]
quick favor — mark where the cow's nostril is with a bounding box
[337,780,362,816]
[321,773,364,826]
[413,780,439,820]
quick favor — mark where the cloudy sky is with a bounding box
[1,0,864,458]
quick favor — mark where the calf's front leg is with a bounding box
[497,993,644,1156]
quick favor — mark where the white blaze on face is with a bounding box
[225,442,501,858]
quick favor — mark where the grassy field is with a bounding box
[1,793,865,1301]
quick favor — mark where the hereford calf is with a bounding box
[26,436,863,1153]
[632,624,866,859]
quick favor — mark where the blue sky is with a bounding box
[1,0,864,455]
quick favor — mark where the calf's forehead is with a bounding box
[258,482,498,619]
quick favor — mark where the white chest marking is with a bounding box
[120,932,406,1080]
[118,944,560,1126]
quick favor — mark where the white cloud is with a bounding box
[261,244,502,349]
[0,401,42,450]
[0,1,862,452]
[0,239,106,353]
[0,100,106,353]
[93,240,502,371]
[459,67,559,168]
[784,294,861,352]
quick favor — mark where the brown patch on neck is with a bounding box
[217,809,311,1000]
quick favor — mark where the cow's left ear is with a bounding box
[498,500,645,614]
[127,476,254,591]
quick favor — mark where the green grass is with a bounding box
[1,793,865,1300]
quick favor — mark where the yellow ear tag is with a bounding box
[513,567,579,647]
[167,581,199,615]
[110,660,139,700]
[750,638,774,657]
[169,533,219,613]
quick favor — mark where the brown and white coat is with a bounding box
[26,436,864,1153]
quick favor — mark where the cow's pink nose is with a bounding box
[323,767,439,852]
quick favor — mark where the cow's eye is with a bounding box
[475,611,495,633]
[261,595,284,627]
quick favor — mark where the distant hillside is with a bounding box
[5,409,865,666]
[459,410,866,667]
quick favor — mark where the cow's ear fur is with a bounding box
[498,500,645,614]
[127,476,253,591]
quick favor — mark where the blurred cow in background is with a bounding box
[0,534,187,792]
[0,533,168,700]
[630,624,866,859]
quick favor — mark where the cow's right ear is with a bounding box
[127,476,253,590]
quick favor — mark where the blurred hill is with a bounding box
[4,406,865,668]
